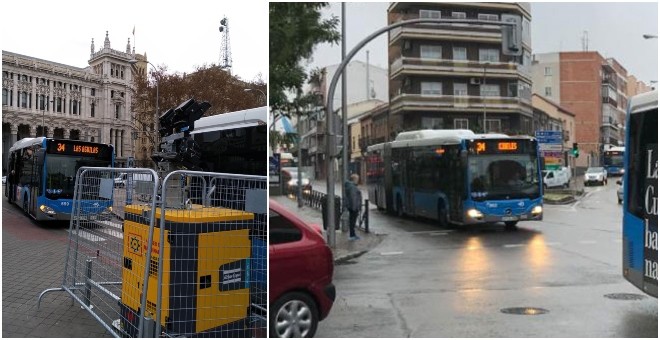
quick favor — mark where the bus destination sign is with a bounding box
[471,140,531,155]
[55,143,99,155]
[48,140,108,157]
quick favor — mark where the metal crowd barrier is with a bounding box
[286,186,370,233]
[38,167,267,338]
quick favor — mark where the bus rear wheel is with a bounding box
[23,197,29,215]
[396,196,404,218]
[504,221,518,230]
[437,202,448,227]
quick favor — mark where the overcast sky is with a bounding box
[0,0,268,82]
[308,2,659,84]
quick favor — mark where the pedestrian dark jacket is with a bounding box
[344,180,362,212]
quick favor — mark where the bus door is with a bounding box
[403,151,414,215]
[449,146,465,222]
[384,143,394,213]
[6,153,14,202]
[29,147,44,217]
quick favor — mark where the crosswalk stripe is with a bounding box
[70,230,106,242]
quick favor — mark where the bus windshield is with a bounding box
[46,154,111,199]
[604,152,624,167]
[469,154,540,200]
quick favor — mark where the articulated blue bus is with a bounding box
[366,130,543,229]
[5,137,114,221]
[604,146,626,176]
[621,90,657,297]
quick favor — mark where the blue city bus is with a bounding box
[366,130,543,229]
[621,90,657,297]
[603,146,626,176]
[5,137,114,221]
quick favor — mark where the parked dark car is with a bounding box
[269,199,335,338]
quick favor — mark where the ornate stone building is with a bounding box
[2,31,137,169]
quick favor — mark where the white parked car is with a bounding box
[114,173,127,187]
[584,167,608,186]
[542,167,571,189]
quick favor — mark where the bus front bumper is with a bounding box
[37,209,71,221]
[464,207,543,224]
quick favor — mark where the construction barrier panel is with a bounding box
[38,168,267,338]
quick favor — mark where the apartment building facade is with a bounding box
[2,32,137,168]
[387,2,533,137]
[532,51,633,167]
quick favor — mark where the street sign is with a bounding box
[539,144,563,151]
[535,130,563,144]
[501,14,523,56]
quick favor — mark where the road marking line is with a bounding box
[380,251,404,256]
[430,232,448,236]
[579,240,597,244]
[545,242,562,246]
[410,230,454,235]
[503,244,525,248]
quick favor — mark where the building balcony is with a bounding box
[390,57,530,83]
[390,93,532,116]
[390,24,502,46]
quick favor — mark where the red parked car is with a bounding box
[269,199,336,338]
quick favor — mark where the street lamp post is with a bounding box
[483,64,487,132]
[482,61,490,133]
[244,88,266,105]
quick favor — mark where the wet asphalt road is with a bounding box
[316,180,658,337]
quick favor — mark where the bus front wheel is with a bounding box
[504,221,518,230]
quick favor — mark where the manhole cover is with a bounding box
[500,307,549,315]
[604,293,647,301]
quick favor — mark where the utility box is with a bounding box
[119,203,254,337]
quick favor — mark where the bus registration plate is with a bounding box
[502,216,518,222]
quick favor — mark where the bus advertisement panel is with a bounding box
[622,90,657,297]
[5,137,114,221]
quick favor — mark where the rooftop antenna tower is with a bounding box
[581,30,589,51]
[218,17,232,73]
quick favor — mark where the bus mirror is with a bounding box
[35,150,45,163]
[460,150,468,165]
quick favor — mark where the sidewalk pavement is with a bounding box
[2,200,112,338]
[270,194,384,263]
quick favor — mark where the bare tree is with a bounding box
[131,63,266,167]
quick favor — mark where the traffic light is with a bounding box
[501,14,523,56]
[571,142,579,158]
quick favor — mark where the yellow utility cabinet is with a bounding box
[119,203,254,337]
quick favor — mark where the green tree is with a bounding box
[269,2,340,109]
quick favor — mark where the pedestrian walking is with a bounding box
[344,174,362,241]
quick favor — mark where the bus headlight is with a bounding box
[531,205,543,215]
[40,205,56,215]
[467,209,483,219]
